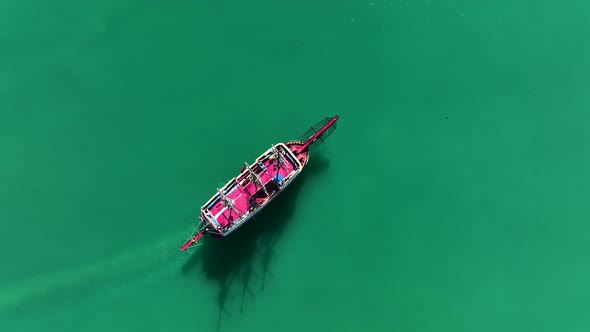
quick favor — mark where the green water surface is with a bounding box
[1,1,589,331]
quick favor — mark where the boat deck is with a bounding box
[203,144,300,230]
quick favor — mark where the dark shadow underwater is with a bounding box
[180,152,330,330]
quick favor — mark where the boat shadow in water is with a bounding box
[181,153,330,330]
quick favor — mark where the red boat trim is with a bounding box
[300,115,339,151]
[180,229,206,251]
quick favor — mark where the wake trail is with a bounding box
[0,228,196,312]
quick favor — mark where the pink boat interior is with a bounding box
[203,144,301,231]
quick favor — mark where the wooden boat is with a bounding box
[180,115,339,251]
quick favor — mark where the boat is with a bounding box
[180,115,339,251]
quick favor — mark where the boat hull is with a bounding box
[179,115,337,251]
[199,142,306,238]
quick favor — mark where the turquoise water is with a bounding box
[1,1,590,331]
